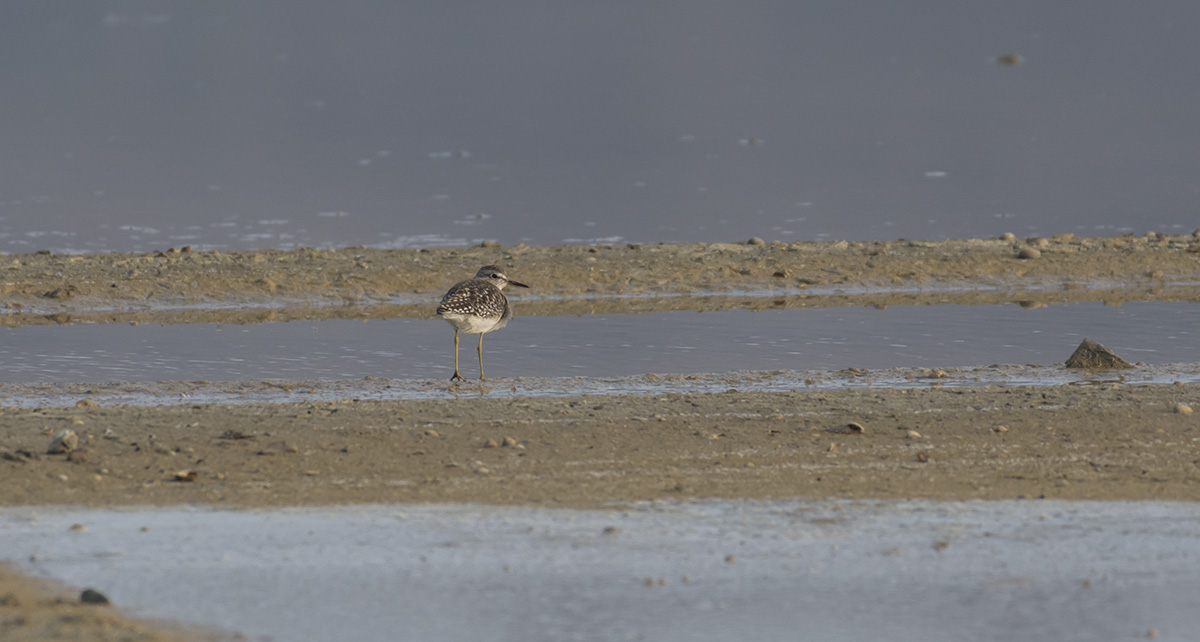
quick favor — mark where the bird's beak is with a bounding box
[508,279,530,289]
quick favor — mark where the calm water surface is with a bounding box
[2,1,1199,253]
[1,301,1195,383]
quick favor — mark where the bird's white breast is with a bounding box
[439,311,508,334]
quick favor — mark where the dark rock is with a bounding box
[1065,338,1133,370]
[80,588,110,605]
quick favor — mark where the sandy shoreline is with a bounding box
[4,383,1198,508]
[3,234,1200,640]
[3,234,1199,325]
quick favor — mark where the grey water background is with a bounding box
[3,1,1199,254]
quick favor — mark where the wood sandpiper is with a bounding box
[436,264,529,381]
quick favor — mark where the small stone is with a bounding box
[906,430,922,439]
[502,436,518,447]
[1029,237,1050,247]
[846,422,865,434]
[424,429,439,437]
[69,523,86,532]
[80,589,110,605]
[933,540,950,551]
[603,526,621,535]
[67,450,89,463]
[483,439,498,448]
[47,429,79,454]
[1064,338,1133,370]
[1052,233,1075,242]
[479,240,500,248]
[75,399,98,408]
[994,425,1008,433]
[999,232,1016,241]
[173,470,198,482]
[1174,404,1193,415]
[1017,247,1041,260]
[747,237,765,245]
[725,554,736,564]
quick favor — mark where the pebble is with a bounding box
[1174,403,1193,415]
[1017,247,1041,260]
[999,232,1016,241]
[906,430,922,439]
[80,589,110,605]
[994,425,1009,433]
[747,237,765,245]
[47,429,79,454]
[846,422,865,434]
[484,439,499,448]
[502,436,518,447]
[173,470,198,482]
[424,429,439,437]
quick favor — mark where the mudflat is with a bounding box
[3,384,1199,509]
[2,234,1200,640]
[3,232,1199,327]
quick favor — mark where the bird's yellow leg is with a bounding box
[450,330,465,381]
[477,333,487,381]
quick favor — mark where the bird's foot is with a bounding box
[450,372,465,382]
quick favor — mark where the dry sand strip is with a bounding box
[3,383,1199,509]
[1,234,1199,325]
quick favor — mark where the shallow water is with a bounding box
[4,500,1198,642]
[3,2,1200,253]
[0,300,1196,384]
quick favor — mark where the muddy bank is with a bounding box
[0,562,215,642]
[4,281,1199,330]
[3,383,1198,509]
[2,234,1199,324]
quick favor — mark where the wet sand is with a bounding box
[3,233,1200,326]
[3,234,1200,639]
[4,383,1200,510]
